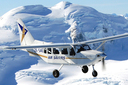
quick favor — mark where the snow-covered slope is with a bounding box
[124,13,128,20]
[0,1,128,85]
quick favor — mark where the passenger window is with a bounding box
[70,48,75,56]
[44,48,46,53]
[61,48,68,54]
[53,48,59,54]
[48,48,51,54]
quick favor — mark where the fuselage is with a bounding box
[26,41,107,66]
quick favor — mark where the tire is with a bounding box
[92,70,98,77]
[53,69,59,78]
[82,65,88,73]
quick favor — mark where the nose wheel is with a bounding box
[92,70,98,77]
[92,65,98,77]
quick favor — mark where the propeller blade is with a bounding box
[102,58,106,70]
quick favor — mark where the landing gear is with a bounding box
[92,70,98,77]
[53,69,59,78]
[92,65,98,77]
[82,65,88,73]
[53,64,63,78]
[53,64,98,78]
[82,65,98,77]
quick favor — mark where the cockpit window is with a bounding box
[70,48,76,56]
[75,44,91,53]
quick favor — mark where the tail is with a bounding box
[17,18,34,46]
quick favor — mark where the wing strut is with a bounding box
[96,41,106,50]
[58,64,64,71]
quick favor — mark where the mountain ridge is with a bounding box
[0,1,128,58]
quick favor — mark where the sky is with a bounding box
[0,0,128,16]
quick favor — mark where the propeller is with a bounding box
[101,41,106,71]
[102,57,106,70]
[96,40,106,71]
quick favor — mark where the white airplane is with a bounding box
[1,18,128,78]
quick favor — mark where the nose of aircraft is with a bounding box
[98,53,107,70]
[97,53,107,59]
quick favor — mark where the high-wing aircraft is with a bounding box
[1,18,128,78]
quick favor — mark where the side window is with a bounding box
[44,48,46,53]
[48,48,51,54]
[61,48,68,55]
[76,45,91,53]
[53,48,59,54]
[84,45,91,50]
[70,48,75,56]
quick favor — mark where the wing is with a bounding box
[73,33,128,45]
[1,33,128,50]
[1,43,71,50]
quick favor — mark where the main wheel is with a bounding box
[82,65,88,73]
[53,69,59,78]
[92,70,98,77]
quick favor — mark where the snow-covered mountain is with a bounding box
[124,13,128,20]
[0,1,128,85]
[112,13,128,20]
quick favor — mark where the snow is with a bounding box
[0,1,128,85]
[65,21,86,43]
[52,1,72,10]
[15,60,128,85]
[0,30,18,43]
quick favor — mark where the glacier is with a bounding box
[0,1,128,85]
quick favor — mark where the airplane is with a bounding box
[1,18,128,78]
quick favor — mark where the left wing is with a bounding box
[1,33,128,50]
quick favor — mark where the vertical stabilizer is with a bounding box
[17,18,34,46]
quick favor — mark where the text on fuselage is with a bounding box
[48,56,65,60]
